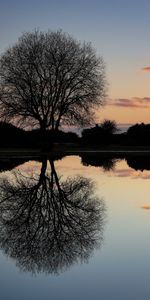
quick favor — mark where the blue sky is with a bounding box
[1,0,150,123]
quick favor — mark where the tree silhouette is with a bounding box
[0,30,106,132]
[0,159,106,274]
[126,155,150,171]
[80,153,117,171]
[100,119,118,135]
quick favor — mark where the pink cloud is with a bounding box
[108,97,150,108]
[141,205,150,210]
[113,169,133,177]
[109,168,150,180]
[142,67,150,72]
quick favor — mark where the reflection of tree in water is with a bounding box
[126,156,150,171]
[0,159,105,275]
[81,153,118,171]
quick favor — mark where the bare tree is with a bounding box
[0,30,106,132]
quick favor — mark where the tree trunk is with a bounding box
[39,158,47,185]
[40,122,47,147]
[55,115,61,131]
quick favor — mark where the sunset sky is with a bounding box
[0,0,150,125]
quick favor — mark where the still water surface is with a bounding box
[0,155,150,300]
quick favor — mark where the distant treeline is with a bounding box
[1,121,150,147]
[81,122,150,146]
[0,122,79,148]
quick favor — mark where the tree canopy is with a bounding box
[0,30,106,131]
[100,119,118,135]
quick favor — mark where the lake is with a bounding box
[0,154,150,300]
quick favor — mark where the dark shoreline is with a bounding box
[1,145,150,173]
[1,144,150,157]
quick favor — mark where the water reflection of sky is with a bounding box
[14,155,150,179]
[0,156,150,299]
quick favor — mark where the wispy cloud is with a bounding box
[110,168,150,179]
[141,205,150,210]
[113,169,133,177]
[142,66,150,72]
[108,97,150,108]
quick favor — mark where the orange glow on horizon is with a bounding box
[96,103,150,124]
